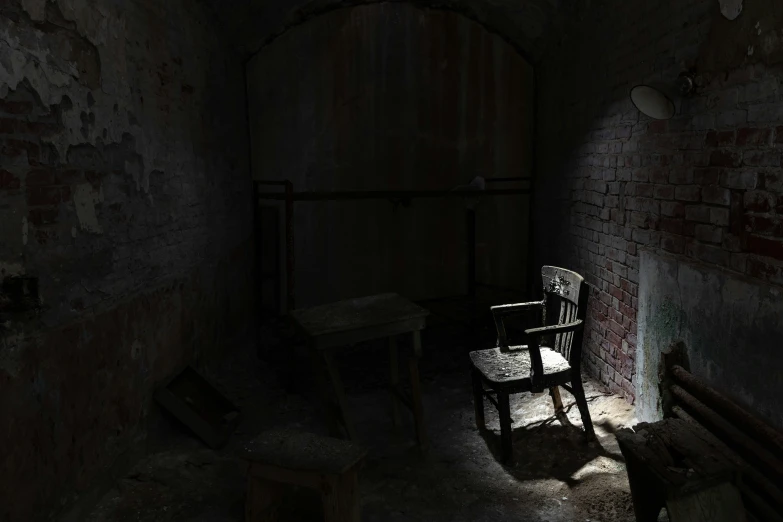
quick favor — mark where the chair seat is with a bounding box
[469,346,572,388]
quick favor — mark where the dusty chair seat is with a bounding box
[242,428,367,522]
[470,346,572,390]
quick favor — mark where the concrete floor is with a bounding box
[85,319,641,522]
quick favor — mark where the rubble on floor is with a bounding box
[85,326,639,522]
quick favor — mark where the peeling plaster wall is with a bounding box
[247,3,534,307]
[637,249,783,429]
[535,0,783,403]
[0,1,252,520]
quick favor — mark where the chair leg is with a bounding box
[498,391,513,465]
[571,375,595,439]
[471,368,486,431]
[549,386,567,423]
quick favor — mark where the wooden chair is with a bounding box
[469,265,595,465]
[243,428,367,522]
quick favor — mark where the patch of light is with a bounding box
[570,455,626,482]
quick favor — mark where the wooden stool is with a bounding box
[242,428,367,522]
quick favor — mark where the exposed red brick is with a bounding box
[744,191,773,212]
[0,117,18,134]
[702,186,731,206]
[85,170,104,188]
[675,185,700,201]
[661,201,685,218]
[710,150,742,167]
[744,215,780,236]
[649,167,669,184]
[27,186,63,206]
[660,217,684,234]
[693,167,721,185]
[736,127,771,146]
[694,224,722,244]
[0,169,20,190]
[705,130,735,147]
[746,256,783,281]
[661,233,685,254]
[28,208,59,226]
[0,100,34,115]
[743,150,780,166]
[654,184,674,200]
[685,206,710,223]
[55,169,84,185]
[648,120,668,134]
[26,168,55,186]
[747,234,783,261]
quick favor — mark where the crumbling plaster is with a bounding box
[0,1,253,520]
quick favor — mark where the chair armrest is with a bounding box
[525,320,583,393]
[490,300,545,317]
[524,319,583,337]
[491,300,545,349]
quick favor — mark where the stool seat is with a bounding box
[243,428,367,475]
[242,428,367,522]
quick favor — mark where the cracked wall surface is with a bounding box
[0,0,253,520]
[535,0,783,405]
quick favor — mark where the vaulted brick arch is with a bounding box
[206,0,562,65]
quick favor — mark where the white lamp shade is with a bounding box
[630,85,675,120]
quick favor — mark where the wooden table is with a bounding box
[290,293,430,451]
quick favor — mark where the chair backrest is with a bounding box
[540,266,589,366]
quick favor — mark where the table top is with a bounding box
[290,293,429,338]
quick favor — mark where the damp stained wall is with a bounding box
[535,0,783,402]
[0,1,253,520]
[637,249,783,430]
[247,3,534,307]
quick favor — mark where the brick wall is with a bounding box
[534,0,783,402]
[0,1,252,520]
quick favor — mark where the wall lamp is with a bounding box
[630,72,695,120]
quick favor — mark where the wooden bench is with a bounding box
[242,429,367,522]
[617,360,783,522]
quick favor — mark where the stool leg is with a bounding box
[308,348,344,438]
[389,336,401,430]
[498,391,513,465]
[409,354,429,452]
[472,368,486,431]
[246,476,284,522]
[322,470,361,522]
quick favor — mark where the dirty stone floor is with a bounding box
[85,320,642,522]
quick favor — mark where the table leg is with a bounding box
[389,336,401,430]
[308,348,347,439]
[409,330,428,452]
[323,350,359,441]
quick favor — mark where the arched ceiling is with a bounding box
[206,0,574,64]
